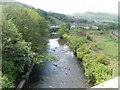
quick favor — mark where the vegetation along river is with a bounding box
[25,38,90,88]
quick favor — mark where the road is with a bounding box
[110,30,119,40]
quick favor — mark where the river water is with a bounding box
[25,38,90,88]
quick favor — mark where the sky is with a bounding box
[16,0,119,14]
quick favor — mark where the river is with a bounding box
[25,38,90,88]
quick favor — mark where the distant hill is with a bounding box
[70,12,118,23]
[36,9,74,25]
[1,2,74,25]
[2,2,117,24]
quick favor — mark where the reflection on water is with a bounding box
[25,38,90,88]
[48,38,59,49]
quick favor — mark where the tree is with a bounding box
[103,24,109,30]
[109,23,118,30]
[66,23,71,30]
[3,4,49,53]
[2,4,50,88]
[58,24,69,37]
[77,19,88,23]
[2,20,35,88]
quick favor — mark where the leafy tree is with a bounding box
[2,4,50,88]
[3,4,49,53]
[58,24,69,37]
[65,23,71,30]
[109,23,118,30]
[2,20,36,88]
[103,24,109,30]
[77,19,88,23]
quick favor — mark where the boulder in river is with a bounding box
[53,64,58,67]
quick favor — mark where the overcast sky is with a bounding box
[16,0,119,14]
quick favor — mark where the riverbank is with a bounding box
[59,28,118,85]
[16,64,34,89]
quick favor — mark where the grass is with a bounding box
[95,37,118,61]
[88,30,118,78]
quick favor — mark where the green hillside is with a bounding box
[71,12,118,23]
[36,9,74,24]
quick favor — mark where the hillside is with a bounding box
[2,2,117,25]
[36,9,74,25]
[70,12,118,23]
[1,1,33,8]
[1,2,74,25]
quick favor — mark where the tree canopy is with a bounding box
[2,3,49,88]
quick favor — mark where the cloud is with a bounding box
[16,0,119,14]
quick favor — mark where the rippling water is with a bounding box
[25,38,90,88]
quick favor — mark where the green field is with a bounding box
[88,30,118,78]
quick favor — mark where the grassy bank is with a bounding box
[88,30,118,78]
[59,27,118,85]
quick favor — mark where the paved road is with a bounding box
[110,30,119,40]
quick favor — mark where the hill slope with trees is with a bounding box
[2,3,50,88]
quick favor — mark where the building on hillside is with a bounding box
[91,26,99,30]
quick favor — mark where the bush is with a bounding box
[85,63,112,84]
[95,54,109,65]
[77,44,90,59]
[83,53,111,84]
[86,35,93,41]
[94,64,112,84]
[84,64,96,83]
[83,54,94,69]
[2,75,15,88]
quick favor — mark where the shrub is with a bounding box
[82,53,111,84]
[84,63,96,83]
[95,54,109,65]
[94,64,112,84]
[86,35,93,41]
[77,44,90,59]
[83,54,94,69]
[2,75,15,88]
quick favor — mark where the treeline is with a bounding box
[58,25,113,85]
[96,23,118,30]
[37,9,74,24]
[72,12,118,23]
[37,9,92,25]
[2,3,49,88]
